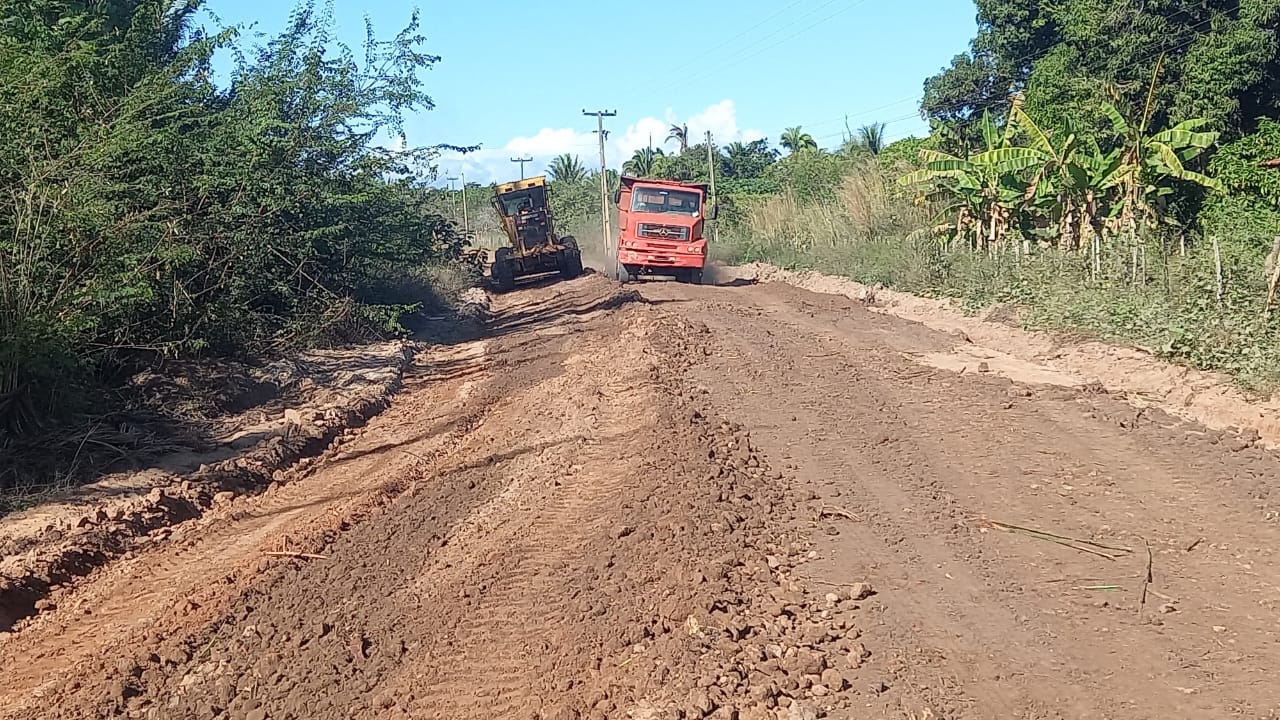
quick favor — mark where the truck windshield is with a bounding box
[631,188,701,216]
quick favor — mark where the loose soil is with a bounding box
[734,262,1280,447]
[2,270,1278,719]
[0,341,414,631]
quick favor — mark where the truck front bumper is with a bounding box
[617,244,705,270]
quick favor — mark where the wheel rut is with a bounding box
[9,272,1280,720]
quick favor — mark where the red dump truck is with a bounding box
[613,175,714,284]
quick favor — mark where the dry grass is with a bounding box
[717,158,1280,395]
[729,163,930,259]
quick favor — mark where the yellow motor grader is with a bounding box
[486,175,583,292]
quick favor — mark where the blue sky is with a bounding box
[199,1,977,183]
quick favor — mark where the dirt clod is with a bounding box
[847,583,873,601]
[786,701,817,720]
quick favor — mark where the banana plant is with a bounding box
[1011,106,1126,252]
[899,110,1044,250]
[1102,55,1223,236]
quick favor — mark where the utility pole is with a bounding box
[583,108,617,276]
[705,131,719,244]
[510,156,533,179]
[445,175,460,220]
[460,171,469,237]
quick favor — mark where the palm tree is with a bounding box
[547,154,587,183]
[623,146,664,177]
[780,126,817,154]
[856,123,886,155]
[667,123,689,153]
[722,141,751,177]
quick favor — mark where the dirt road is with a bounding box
[2,271,1279,719]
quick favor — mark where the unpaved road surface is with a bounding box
[2,272,1279,719]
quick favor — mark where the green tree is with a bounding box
[780,127,818,154]
[1201,119,1280,240]
[623,146,664,177]
[878,136,931,168]
[652,144,719,183]
[768,147,848,203]
[0,1,467,447]
[924,0,1280,143]
[667,123,689,153]
[721,139,778,179]
[547,154,587,183]
[898,109,1041,250]
[844,123,887,156]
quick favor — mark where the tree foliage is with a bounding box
[547,154,587,183]
[901,90,1223,258]
[721,140,778,181]
[924,0,1280,143]
[623,146,664,177]
[1201,118,1280,241]
[0,0,467,434]
[780,127,818,154]
[666,123,689,153]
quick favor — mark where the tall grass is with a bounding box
[716,160,1280,395]
[723,164,929,258]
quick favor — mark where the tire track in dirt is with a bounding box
[0,339,498,714]
[5,275,882,720]
[647,279,1280,720]
[16,270,1277,720]
[382,325,656,718]
[0,283,589,718]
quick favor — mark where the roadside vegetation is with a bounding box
[0,0,474,493]
[434,1,1280,395]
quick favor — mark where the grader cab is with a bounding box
[487,175,583,292]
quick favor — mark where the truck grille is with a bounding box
[637,223,689,241]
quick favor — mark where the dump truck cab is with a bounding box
[487,175,582,292]
[614,176,712,284]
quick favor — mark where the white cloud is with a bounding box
[505,127,596,158]
[435,100,764,184]
[613,100,764,161]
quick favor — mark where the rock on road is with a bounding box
[2,270,1279,720]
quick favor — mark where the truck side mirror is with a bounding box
[710,204,720,221]
[613,188,621,205]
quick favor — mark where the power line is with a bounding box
[706,0,872,86]
[889,14,1218,126]
[687,0,851,86]
[682,0,812,68]
[692,2,1216,145]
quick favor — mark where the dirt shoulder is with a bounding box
[644,278,1280,719]
[0,289,490,634]
[0,341,414,632]
[726,262,1280,450]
